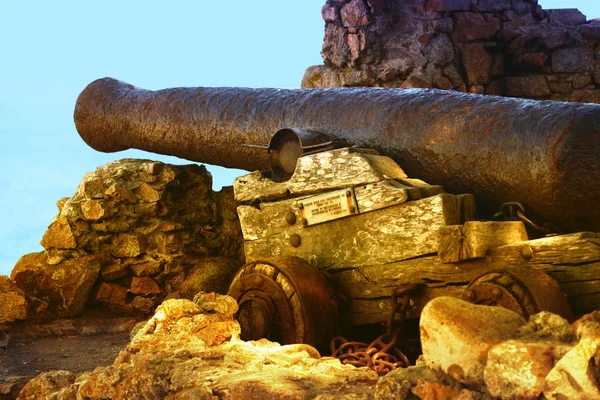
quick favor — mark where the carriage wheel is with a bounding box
[461,266,574,321]
[227,256,339,353]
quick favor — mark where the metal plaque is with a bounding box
[298,188,358,226]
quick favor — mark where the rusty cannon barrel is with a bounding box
[74,77,600,233]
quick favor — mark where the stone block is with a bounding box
[579,21,600,40]
[81,199,107,221]
[573,73,593,89]
[546,9,587,26]
[100,261,129,281]
[424,34,454,66]
[452,13,500,42]
[420,296,526,385]
[131,277,161,295]
[135,183,161,202]
[11,252,100,317]
[425,0,470,12]
[460,43,493,85]
[552,46,594,73]
[504,76,550,97]
[105,183,137,203]
[95,282,128,306]
[472,0,511,12]
[301,65,342,89]
[112,233,147,258]
[513,52,548,70]
[431,17,453,33]
[40,215,78,249]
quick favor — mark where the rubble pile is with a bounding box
[16,293,379,399]
[12,293,600,399]
[376,297,600,399]
[305,0,600,103]
[7,159,243,321]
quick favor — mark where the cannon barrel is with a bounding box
[74,77,600,233]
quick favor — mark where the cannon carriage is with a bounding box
[74,78,600,363]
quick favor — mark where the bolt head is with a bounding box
[289,234,301,248]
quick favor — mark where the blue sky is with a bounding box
[0,1,597,276]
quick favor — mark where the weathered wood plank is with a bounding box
[329,233,600,324]
[234,148,408,203]
[354,180,408,213]
[438,221,528,263]
[241,193,470,269]
[487,232,600,266]
[348,286,465,325]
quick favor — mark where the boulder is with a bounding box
[420,296,526,385]
[17,370,76,400]
[11,252,100,318]
[0,275,27,324]
[543,337,600,399]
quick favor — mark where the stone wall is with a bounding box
[8,159,244,321]
[303,0,600,103]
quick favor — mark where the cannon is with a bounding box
[75,78,600,233]
[75,78,600,370]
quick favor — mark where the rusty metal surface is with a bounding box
[462,267,574,322]
[331,285,415,376]
[75,77,600,232]
[227,257,338,354]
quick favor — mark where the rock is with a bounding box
[573,310,600,340]
[411,381,463,399]
[460,43,493,85]
[80,199,107,221]
[94,282,128,308]
[484,340,556,399]
[0,275,27,324]
[131,277,161,295]
[516,311,576,344]
[31,295,379,399]
[111,233,148,258]
[0,376,30,400]
[100,261,129,281]
[17,370,76,400]
[546,9,587,26]
[105,183,137,203]
[167,257,243,301]
[425,0,469,12]
[11,252,100,317]
[543,337,600,399]
[135,182,161,202]
[579,21,600,40]
[504,75,550,97]
[452,13,500,42]
[340,0,370,28]
[420,296,526,385]
[374,363,452,399]
[423,34,454,66]
[552,46,594,73]
[40,215,78,249]
[322,24,350,69]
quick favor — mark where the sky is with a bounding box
[0,1,598,277]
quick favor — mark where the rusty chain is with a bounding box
[330,285,416,376]
[493,201,561,236]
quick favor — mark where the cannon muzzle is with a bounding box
[74,77,600,233]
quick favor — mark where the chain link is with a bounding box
[330,285,416,376]
[493,201,561,236]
